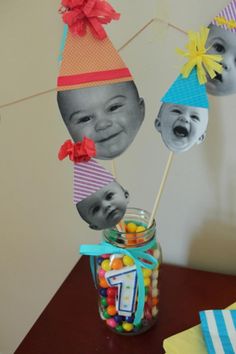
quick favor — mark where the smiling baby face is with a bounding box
[57,81,145,160]
[155,103,208,153]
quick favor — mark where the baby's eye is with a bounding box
[191,114,200,121]
[106,192,114,200]
[213,43,225,53]
[92,206,100,214]
[171,109,182,114]
[77,115,93,124]
[108,104,123,112]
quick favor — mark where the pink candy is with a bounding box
[106,318,117,328]
[98,268,106,277]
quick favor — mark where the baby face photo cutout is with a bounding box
[155,68,209,153]
[57,11,145,160]
[206,0,236,96]
[73,159,129,230]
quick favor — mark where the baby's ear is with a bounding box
[124,190,129,200]
[138,97,145,119]
[197,132,206,144]
[154,118,161,132]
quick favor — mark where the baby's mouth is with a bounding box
[214,72,223,83]
[173,125,189,138]
[97,131,123,143]
[106,208,120,220]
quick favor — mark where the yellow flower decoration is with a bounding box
[177,27,223,85]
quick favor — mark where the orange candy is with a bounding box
[152,297,159,306]
[125,233,136,246]
[136,237,145,244]
[99,277,109,288]
[107,305,117,316]
[111,258,123,270]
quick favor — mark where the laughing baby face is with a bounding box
[57,81,145,160]
[206,24,236,96]
[155,103,208,153]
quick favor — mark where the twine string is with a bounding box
[0,18,186,110]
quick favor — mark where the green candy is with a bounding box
[145,286,149,295]
[103,310,111,319]
[116,325,124,332]
[101,297,108,307]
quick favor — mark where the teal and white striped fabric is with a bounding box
[199,310,236,354]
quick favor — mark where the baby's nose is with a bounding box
[222,57,233,72]
[103,203,112,213]
[179,115,189,123]
[95,116,113,131]
[222,62,230,71]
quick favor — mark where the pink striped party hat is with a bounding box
[73,159,114,204]
[211,0,236,33]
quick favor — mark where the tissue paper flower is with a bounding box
[58,137,96,163]
[59,0,120,39]
[177,27,223,84]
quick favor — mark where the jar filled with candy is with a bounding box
[95,208,162,335]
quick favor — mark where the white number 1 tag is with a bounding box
[105,265,138,317]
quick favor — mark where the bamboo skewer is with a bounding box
[111,160,117,179]
[148,152,174,228]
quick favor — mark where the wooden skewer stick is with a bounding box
[111,160,117,179]
[148,151,174,228]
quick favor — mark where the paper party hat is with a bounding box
[211,0,236,33]
[57,9,133,92]
[161,68,209,108]
[73,159,114,204]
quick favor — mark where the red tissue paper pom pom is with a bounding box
[58,137,96,163]
[59,0,120,39]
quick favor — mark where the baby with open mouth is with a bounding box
[206,24,236,96]
[76,181,129,230]
[155,103,209,153]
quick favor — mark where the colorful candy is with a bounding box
[97,220,161,334]
[123,255,134,266]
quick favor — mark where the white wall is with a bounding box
[0,1,235,353]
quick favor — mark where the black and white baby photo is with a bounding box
[206,24,236,96]
[76,180,129,230]
[57,80,145,160]
[155,103,209,153]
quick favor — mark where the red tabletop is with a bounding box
[15,258,236,354]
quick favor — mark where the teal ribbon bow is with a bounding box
[80,238,158,325]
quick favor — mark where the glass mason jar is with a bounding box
[96,208,162,335]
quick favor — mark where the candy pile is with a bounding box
[97,222,161,334]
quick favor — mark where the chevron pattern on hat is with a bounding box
[212,0,236,33]
[73,159,114,204]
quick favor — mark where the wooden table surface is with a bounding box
[15,257,236,354]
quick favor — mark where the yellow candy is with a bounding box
[142,268,152,277]
[144,277,151,286]
[122,322,134,332]
[123,255,134,266]
[126,222,137,233]
[136,226,146,233]
[101,259,111,271]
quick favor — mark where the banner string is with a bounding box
[0,18,186,110]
